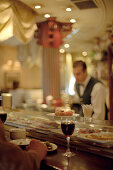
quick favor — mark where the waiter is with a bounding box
[72,60,108,120]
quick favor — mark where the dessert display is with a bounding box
[55,107,74,116]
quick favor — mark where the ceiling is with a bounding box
[1,0,113,54]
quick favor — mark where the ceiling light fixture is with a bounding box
[82,51,87,56]
[66,7,72,12]
[70,19,76,23]
[59,49,65,53]
[44,14,51,18]
[35,5,42,9]
[64,44,70,48]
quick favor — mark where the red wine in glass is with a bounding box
[0,113,7,123]
[61,117,75,157]
[61,122,75,137]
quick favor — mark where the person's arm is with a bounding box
[0,120,47,170]
[22,139,47,170]
[0,141,47,170]
[91,82,106,120]
[0,119,7,142]
[27,139,47,161]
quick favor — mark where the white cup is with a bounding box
[46,95,53,107]
[10,128,26,140]
[2,93,12,111]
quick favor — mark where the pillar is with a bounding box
[35,18,72,102]
[42,47,60,100]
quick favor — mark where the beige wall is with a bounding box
[21,66,42,89]
[0,45,42,89]
[0,45,17,89]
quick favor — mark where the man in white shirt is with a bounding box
[72,60,108,120]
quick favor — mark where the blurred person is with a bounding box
[0,118,47,170]
[71,60,108,120]
[10,81,25,108]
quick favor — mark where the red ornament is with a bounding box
[35,18,72,48]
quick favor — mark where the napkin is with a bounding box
[82,104,93,117]
[46,95,53,107]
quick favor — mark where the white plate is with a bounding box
[76,132,113,143]
[10,139,31,146]
[47,113,78,118]
[10,139,57,152]
[43,142,57,152]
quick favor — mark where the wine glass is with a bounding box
[61,116,75,157]
[0,107,7,123]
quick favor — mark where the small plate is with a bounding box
[43,142,57,152]
[10,139,31,149]
[10,138,31,145]
[47,113,78,118]
[10,139,57,151]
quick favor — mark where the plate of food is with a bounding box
[43,141,57,152]
[10,139,57,151]
[78,128,102,134]
[10,139,31,150]
[77,132,113,143]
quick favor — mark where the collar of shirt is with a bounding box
[82,75,91,88]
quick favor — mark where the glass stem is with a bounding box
[66,136,70,153]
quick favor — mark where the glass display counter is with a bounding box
[5,109,113,159]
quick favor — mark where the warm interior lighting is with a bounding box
[66,8,72,12]
[82,51,87,56]
[64,44,70,48]
[44,14,50,18]
[14,61,21,68]
[35,5,41,9]
[59,49,65,53]
[7,60,13,67]
[68,75,76,95]
[4,60,21,70]
[70,19,76,23]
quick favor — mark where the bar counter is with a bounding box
[4,109,113,170]
[40,146,113,170]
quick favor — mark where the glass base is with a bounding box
[63,151,75,157]
[84,117,92,123]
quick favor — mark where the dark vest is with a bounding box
[75,77,108,120]
[75,77,100,105]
